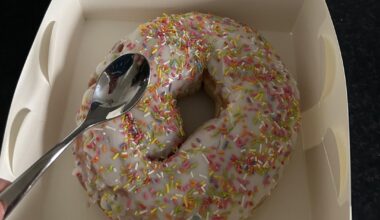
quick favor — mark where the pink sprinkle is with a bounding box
[126,199,132,208]
[263,175,271,187]
[163,197,170,203]
[143,191,149,200]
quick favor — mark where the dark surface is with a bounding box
[0,1,379,219]
[326,0,380,219]
[0,1,52,143]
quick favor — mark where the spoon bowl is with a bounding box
[86,53,150,124]
[0,53,150,218]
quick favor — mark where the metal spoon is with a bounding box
[0,53,150,218]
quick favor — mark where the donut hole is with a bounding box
[148,76,218,162]
[147,86,215,162]
[177,86,215,136]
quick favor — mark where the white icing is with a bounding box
[74,12,301,219]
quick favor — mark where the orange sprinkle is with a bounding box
[101,145,107,153]
[92,156,99,163]
[110,147,118,153]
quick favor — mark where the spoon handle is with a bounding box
[0,123,87,219]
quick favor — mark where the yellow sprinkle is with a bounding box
[175,193,183,198]
[254,92,263,101]
[183,195,188,208]
[139,210,148,215]
[112,153,120,160]
[108,165,113,172]
[180,127,185,136]
[152,48,158,54]
[232,39,237,47]
[199,174,207,179]
[166,183,170,193]
[106,211,112,217]
[113,185,120,191]
[151,208,157,214]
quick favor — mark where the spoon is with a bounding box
[0,53,150,218]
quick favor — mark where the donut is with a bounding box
[73,12,301,219]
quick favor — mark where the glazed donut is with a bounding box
[74,12,301,219]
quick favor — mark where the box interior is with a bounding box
[1,0,350,219]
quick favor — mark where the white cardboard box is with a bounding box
[0,0,351,219]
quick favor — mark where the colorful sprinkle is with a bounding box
[74,12,301,220]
